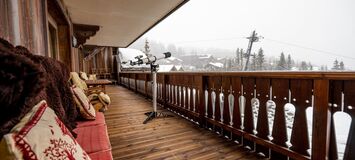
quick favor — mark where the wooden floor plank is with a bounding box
[104,85,264,160]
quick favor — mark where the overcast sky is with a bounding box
[131,0,355,69]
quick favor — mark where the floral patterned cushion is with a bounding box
[0,100,91,160]
[71,85,96,120]
[80,72,89,81]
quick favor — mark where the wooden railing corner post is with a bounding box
[312,79,331,160]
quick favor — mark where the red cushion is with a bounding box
[76,112,105,128]
[88,150,113,160]
[74,124,111,154]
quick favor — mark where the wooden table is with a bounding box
[85,79,112,93]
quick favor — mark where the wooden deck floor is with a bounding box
[105,85,263,160]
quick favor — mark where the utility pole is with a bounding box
[244,30,262,71]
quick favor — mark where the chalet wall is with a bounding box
[0,0,79,71]
[0,0,47,56]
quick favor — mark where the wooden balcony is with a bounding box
[105,85,263,159]
[117,71,355,160]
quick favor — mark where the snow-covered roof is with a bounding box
[198,54,212,59]
[158,65,176,72]
[175,65,182,70]
[119,48,149,68]
[167,56,183,62]
[208,62,224,68]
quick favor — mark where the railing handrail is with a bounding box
[121,71,355,79]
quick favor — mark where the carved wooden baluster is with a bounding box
[189,77,193,112]
[290,79,312,156]
[328,80,342,159]
[176,84,180,107]
[222,76,231,125]
[219,86,225,123]
[205,87,209,117]
[185,86,188,112]
[178,86,181,107]
[211,89,217,120]
[343,80,355,160]
[192,88,196,112]
[228,86,234,126]
[232,77,242,130]
[255,78,271,157]
[171,83,174,105]
[207,77,215,120]
[192,87,195,113]
[186,85,192,111]
[205,77,214,129]
[170,83,176,105]
[270,79,289,160]
[175,85,178,105]
[184,77,189,111]
[242,77,256,150]
[214,76,222,122]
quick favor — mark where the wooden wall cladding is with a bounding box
[0,0,47,55]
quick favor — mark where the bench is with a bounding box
[74,112,113,160]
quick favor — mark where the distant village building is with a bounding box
[205,62,224,71]
[158,65,184,72]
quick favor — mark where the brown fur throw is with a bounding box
[0,38,78,138]
[0,41,46,138]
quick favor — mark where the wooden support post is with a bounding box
[312,79,330,159]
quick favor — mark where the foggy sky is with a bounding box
[130,0,355,69]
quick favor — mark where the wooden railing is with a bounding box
[119,71,355,160]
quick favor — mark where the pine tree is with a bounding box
[332,59,340,70]
[240,49,244,69]
[277,52,287,70]
[300,61,308,70]
[251,53,257,70]
[339,61,345,70]
[235,48,240,66]
[308,62,313,70]
[287,54,292,70]
[256,48,265,70]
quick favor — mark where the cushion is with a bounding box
[70,72,88,90]
[71,86,96,120]
[74,124,111,154]
[80,72,89,80]
[0,100,91,160]
[88,150,113,160]
[98,92,111,105]
[88,74,97,80]
[77,112,105,128]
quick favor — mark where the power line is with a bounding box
[263,38,355,61]
[172,37,244,44]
